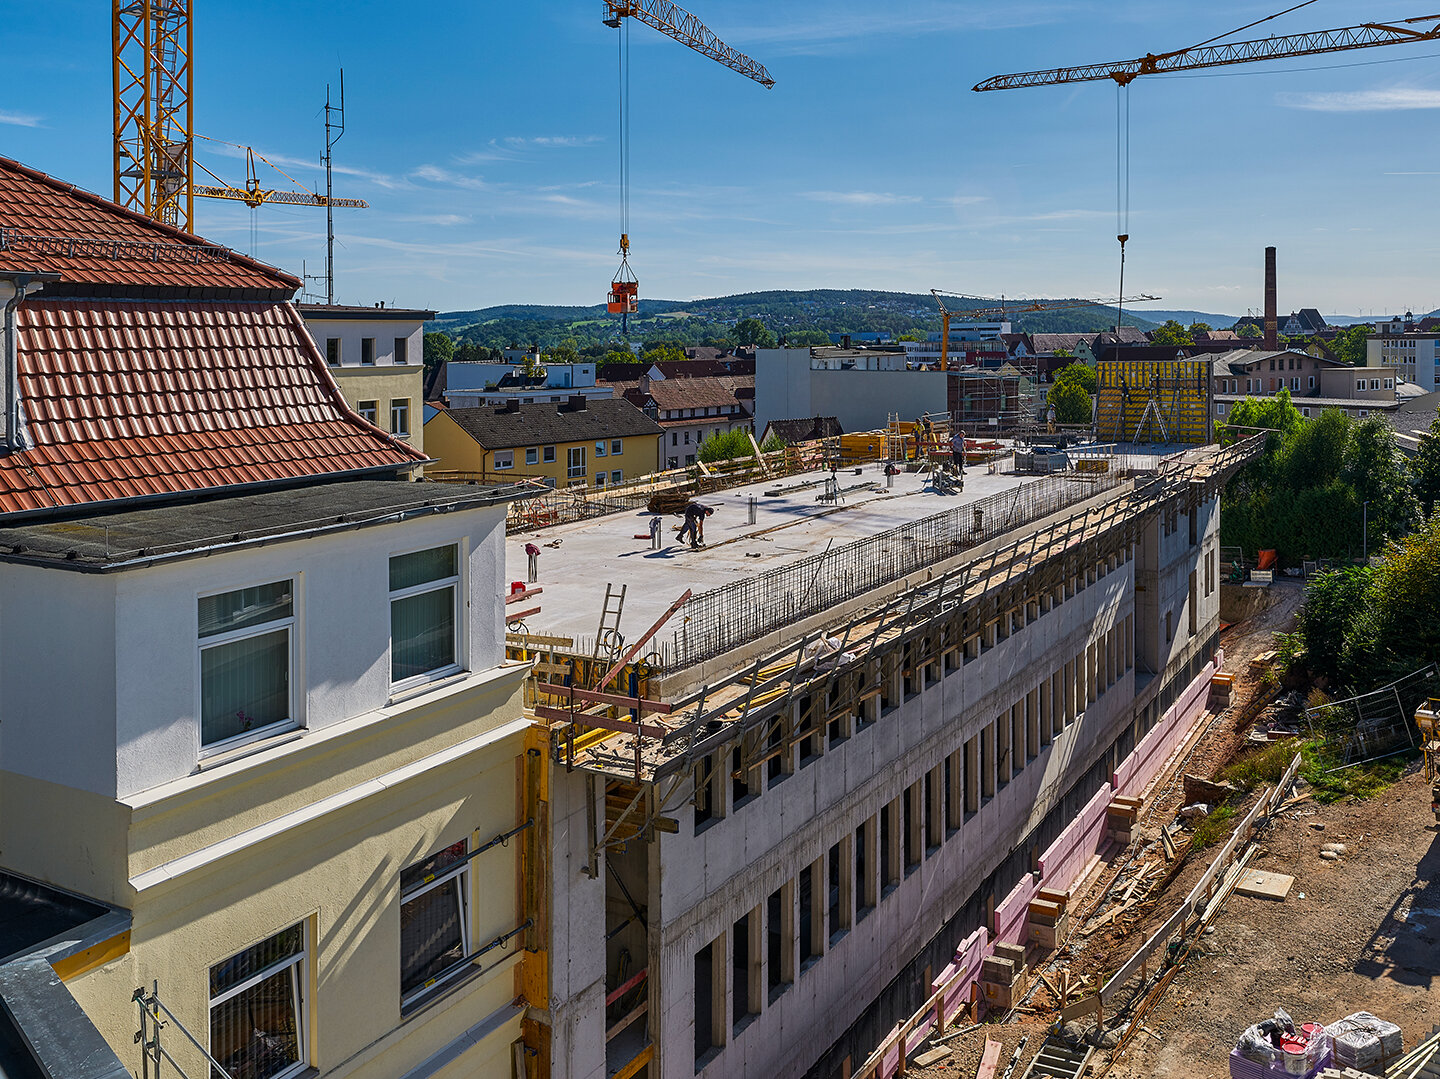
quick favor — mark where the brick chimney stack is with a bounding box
[1264,246,1278,351]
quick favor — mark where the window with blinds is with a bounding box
[199,580,295,750]
[209,924,307,1079]
[389,545,460,684]
[399,840,471,1005]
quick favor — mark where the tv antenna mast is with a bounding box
[322,70,346,305]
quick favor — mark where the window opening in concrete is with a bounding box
[767,884,793,1002]
[731,746,753,810]
[799,697,821,768]
[693,755,718,832]
[995,715,1011,788]
[767,720,789,788]
[926,768,943,855]
[856,819,876,919]
[882,800,900,892]
[828,839,848,941]
[1189,571,1198,636]
[799,862,819,969]
[694,937,720,1067]
[733,912,757,1032]
[980,725,995,801]
[904,784,921,872]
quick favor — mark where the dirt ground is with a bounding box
[909,579,1440,1075]
[1110,771,1440,1078]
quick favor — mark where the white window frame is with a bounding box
[208,924,309,1079]
[391,398,411,438]
[197,578,298,757]
[399,843,472,1007]
[595,441,607,457]
[567,446,586,479]
[595,472,607,488]
[525,447,539,466]
[388,543,463,689]
[357,400,379,426]
[611,439,623,455]
[543,445,556,463]
[493,450,514,470]
[611,469,623,484]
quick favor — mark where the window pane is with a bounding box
[401,841,468,893]
[201,630,290,745]
[391,587,456,680]
[401,877,465,994]
[389,546,457,591]
[210,967,300,1079]
[199,581,292,639]
[211,926,305,998]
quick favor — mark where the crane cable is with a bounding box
[618,17,630,251]
[1116,82,1130,330]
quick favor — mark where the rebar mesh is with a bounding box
[668,470,1122,669]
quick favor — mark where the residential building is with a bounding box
[1209,348,1400,420]
[605,372,753,468]
[1379,389,1440,454]
[298,303,435,456]
[445,356,615,408]
[756,346,948,435]
[424,396,664,487]
[0,156,539,1079]
[1367,314,1440,392]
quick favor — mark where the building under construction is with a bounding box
[508,433,1259,1079]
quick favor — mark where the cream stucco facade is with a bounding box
[0,486,542,1079]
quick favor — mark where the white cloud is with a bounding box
[411,164,489,191]
[729,2,1066,51]
[0,110,41,128]
[201,141,405,189]
[1277,88,1440,112]
[457,136,604,164]
[802,190,922,206]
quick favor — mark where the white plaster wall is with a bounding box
[807,369,949,435]
[0,566,119,796]
[303,315,425,369]
[650,560,1140,1079]
[754,349,815,434]
[85,501,509,797]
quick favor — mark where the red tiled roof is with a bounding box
[0,299,424,514]
[0,156,297,294]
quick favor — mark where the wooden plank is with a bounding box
[564,686,675,714]
[506,631,573,647]
[505,606,542,621]
[605,967,648,1006]
[610,1043,654,1079]
[531,705,668,740]
[505,586,543,604]
[976,1039,1004,1079]
[1058,994,1101,1021]
[606,999,649,1042]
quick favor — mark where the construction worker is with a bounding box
[676,502,714,549]
[951,430,965,471]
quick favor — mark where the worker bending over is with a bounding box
[676,502,714,549]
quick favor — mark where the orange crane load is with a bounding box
[602,0,772,332]
[929,290,1160,371]
[973,13,1440,90]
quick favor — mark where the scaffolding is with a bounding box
[1096,358,1213,445]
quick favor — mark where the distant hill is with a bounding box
[1139,309,1241,328]
[431,288,1159,350]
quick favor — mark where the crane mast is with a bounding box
[113,0,194,231]
[974,13,1440,90]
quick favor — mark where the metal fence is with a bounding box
[1306,664,1438,765]
[667,469,1123,669]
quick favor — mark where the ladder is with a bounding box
[1019,1034,1092,1079]
[885,412,906,462]
[593,583,627,660]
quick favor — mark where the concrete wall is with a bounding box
[547,769,608,1079]
[650,549,1141,1079]
[756,348,949,436]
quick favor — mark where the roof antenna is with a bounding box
[322,70,346,305]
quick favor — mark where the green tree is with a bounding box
[1150,319,1194,347]
[1296,566,1376,683]
[785,329,832,346]
[601,348,640,367]
[735,317,777,348]
[640,341,686,365]
[550,337,580,365]
[1188,321,1212,336]
[697,428,754,463]
[1049,380,1092,424]
[1342,417,1418,547]
[1236,322,1262,339]
[1328,324,1371,366]
[1413,407,1440,515]
[423,331,454,372]
[1053,361,1096,395]
[1217,388,1303,447]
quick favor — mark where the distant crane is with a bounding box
[972,13,1440,91]
[929,290,1159,371]
[971,8,1440,321]
[112,0,366,259]
[601,1,773,333]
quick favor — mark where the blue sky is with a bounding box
[5,2,1440,317]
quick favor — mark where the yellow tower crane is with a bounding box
[929,290,1160,371]
[112,0,366,238]
[601,1,773,332]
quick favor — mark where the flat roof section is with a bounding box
[0,478,525,571]
[512,460,1067,659]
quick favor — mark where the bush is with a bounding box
[697,428,756,463]
[1221,740,1300,790]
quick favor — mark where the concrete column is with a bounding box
[835,834,854,932]
[858,816,878,911]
